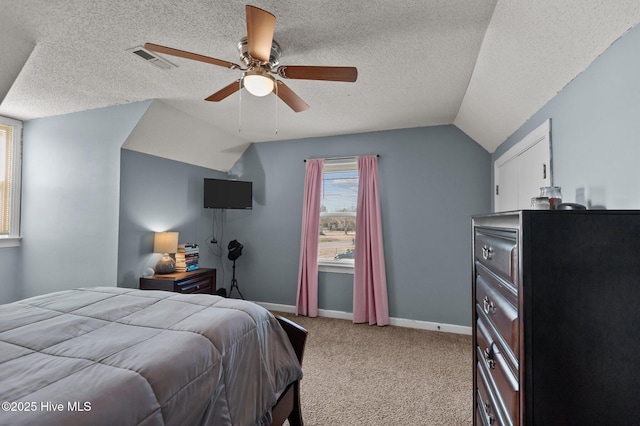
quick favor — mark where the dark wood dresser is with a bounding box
[139,268,216,295]
[472,210,640,425]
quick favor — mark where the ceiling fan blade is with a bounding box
[246,5,276,63]
[205,80,242,102]
[277,65,358,82]
[144,43,241,69]
[274,80,309,112]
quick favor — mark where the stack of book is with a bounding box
[175,243,199,272]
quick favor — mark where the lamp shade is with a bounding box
[153,232,178,254]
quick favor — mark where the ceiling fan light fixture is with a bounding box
[243,70,275,97]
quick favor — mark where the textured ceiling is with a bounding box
[1,0,640,161]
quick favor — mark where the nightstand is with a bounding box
[139,268,216,295]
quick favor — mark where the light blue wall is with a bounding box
[227,126,491,326]
[0,247,20,303]
[117,149,227,288]
[115,125,490,326]
[18,101,151,299]
[493,23,640,209]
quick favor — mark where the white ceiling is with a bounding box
[2,0,640,163]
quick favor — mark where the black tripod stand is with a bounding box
[228,259,245,300]
[227,239,245,300]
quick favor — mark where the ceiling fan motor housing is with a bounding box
[237,36,281,70]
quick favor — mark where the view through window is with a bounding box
[1,123,13,234]
[0,117,22,241]
[319,158,358,264]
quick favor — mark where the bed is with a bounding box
[0,287,307,426]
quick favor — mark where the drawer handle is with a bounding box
[482,245,494,260]
[483,402,496,425]
[483,296,496,315]
[484,343,496,369]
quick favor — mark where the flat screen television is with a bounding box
[203,178,253,209]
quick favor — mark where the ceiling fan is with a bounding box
[145,5,358,113]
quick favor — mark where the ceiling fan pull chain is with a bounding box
[275,83,278,135]
[238,79,242,133]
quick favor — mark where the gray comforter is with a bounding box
[0,287,302,426]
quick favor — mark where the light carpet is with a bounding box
[278,313,473,426]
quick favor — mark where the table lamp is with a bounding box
[153,231,179,274]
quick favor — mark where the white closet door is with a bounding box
[496,157,519,212]
[494,120,551,212]
[517,140,550,208]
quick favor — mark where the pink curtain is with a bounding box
[353,155,390,325]
[296,159,324,317]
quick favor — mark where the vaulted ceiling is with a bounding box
[2,0,640,170]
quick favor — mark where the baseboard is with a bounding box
[254,301,472,335]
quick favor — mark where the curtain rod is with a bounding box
[303,154,379,162]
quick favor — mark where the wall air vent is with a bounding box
[127,46,177,70]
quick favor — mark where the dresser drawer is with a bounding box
[476,317,519,425]
[139,268,216,295]
[476,268,519,360]
[176,275,212,294]
[476,262,517,304]
[475,403,487,426]
[477,361,510,426]
[474,229,518,286]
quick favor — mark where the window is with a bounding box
[318,158,358,272]
[0,116,22,246]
